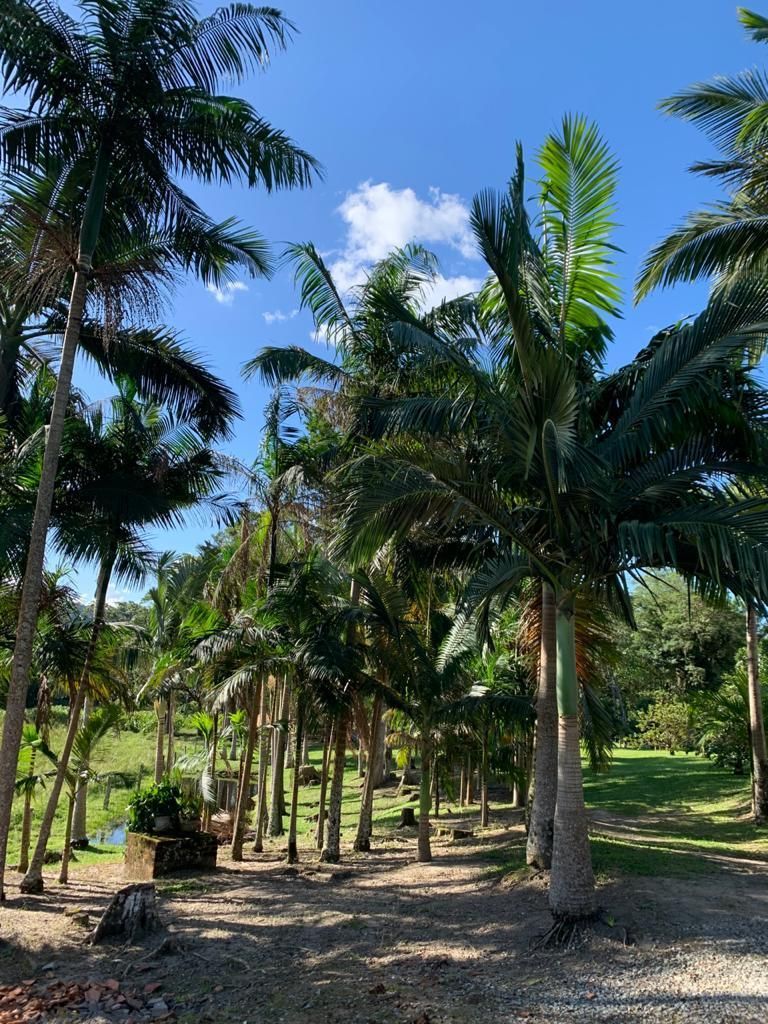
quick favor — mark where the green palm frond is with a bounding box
[538,115,620,353]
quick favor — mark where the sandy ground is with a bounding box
[0,817,766,1024]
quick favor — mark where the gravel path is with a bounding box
[0,820,766,1023]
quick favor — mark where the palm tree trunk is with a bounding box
[527,580,558,868]
[465,754,474,804]
[202,711,218,833]
[231,682,261,861]
[269,679,289,836]
[71,696,91,848]
[315,722,332,850]
[287,698,305,864]
[153,699,166,783]
[20,547,116,894]
[0,147,110,899]
[165,691,176,775]
[17,789,33,874]
[321,707,349,863]
[417,734,432,862]
[459,760,466,808]
[253,681,270,852]
[480,729,489,827]
[353,694,383,852]
[58,793,75,886]
[548,592,596,921]
[746,604,768,822]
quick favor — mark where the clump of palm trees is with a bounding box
[1,0,767,949]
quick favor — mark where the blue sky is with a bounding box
[70,0,758,602]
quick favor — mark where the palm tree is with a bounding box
[20,385,228,892]
[636,8,768,299]
[58,705,121,884]
[0,0,319,893]
[745,604,768,820]
[0,165,241,435]
[250,120,621,876]
[14,723,56,874]
[334,136,768,924]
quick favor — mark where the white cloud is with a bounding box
[328,181,478,294]
[206,281,248,305]
[262,308,299,324]
[423,273,484,308]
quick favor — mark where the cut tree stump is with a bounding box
[89,883,162,944]
[397,807,418,828]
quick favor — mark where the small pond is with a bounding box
[92,823,127,846]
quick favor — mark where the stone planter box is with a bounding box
[125,831,218,881]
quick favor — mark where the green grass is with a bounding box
[583,749,768,869]
[8,719,204,868]
[488,749,768,882]
[13,729,768,884]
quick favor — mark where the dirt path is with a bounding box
[0,820,767,1023]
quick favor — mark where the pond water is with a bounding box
[92,823,127,846]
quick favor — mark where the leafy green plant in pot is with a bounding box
[179,792,203,833]
[127,781,182,835]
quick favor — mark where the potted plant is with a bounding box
[179,792,203,833]
[127,781,182,835]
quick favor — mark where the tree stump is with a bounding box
[397,807,417,828]
[89,883,162,944]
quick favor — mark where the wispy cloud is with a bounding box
[206,281,248,305]
[262,308,299,324]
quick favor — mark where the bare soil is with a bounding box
[0,814,766,1024]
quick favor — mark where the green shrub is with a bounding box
[126,780,182,834]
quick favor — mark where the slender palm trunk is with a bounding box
[20,548,115,894]
[321,708,348,863]
[354,694,383,852]
[480,729,489,827]
[459,760,466,808]
[746,604,768,823]
[71,696,91,848]
[465,754,474,804]
[287,698,305,864]
[548,592,596,921]
[202,712,218,833]
[417,734,432,862]
[315,722,332,850]
[165,691,176,775]
[269,679,289,837]
[17,790,33,874]
[0,149,110,899]
[253,681,270,852]
[153,699,166,783]
[58,793,76,886]
[527,581,558,868]
[231,682,261,861]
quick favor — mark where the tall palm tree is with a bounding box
[250,119,621,874]
[20,384,228,892]
[0,0,319,893]
[334,172,768,928]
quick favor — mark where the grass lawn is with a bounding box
[10,728,768,883]
[581,748,768,877]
